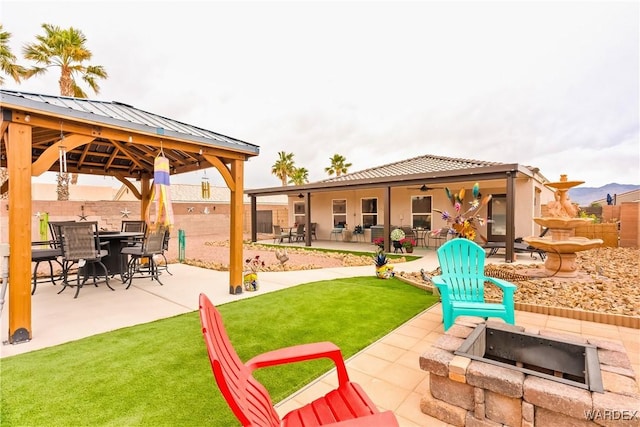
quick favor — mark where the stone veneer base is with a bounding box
[419,320,640,427]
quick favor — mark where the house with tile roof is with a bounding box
[246,154,556,261]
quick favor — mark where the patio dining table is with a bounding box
[98,231,144,276]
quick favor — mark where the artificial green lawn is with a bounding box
[1,276,438,426]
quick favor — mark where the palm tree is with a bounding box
[0,25,26,85]
[22,24,108,200]
[23,24,108,97]
[288,167,309,185]
[324,154,352,177]
[0,25,25,192]
[271,151,295,186]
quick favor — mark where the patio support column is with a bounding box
[229,159,244,294]
[383,186,391,253]
[304,192,311,247]
[7,122,32,343]
[250,196,257,243]
[505,171,516,262]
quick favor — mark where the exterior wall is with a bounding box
[0,200,287,243]
[284,178,553,243]
[32,183,118,201]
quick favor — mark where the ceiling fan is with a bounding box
[408,184,444,192]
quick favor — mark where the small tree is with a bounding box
[271,151,295,186]
[0,25,26,85]
[288,167,309,185]
[325,154,352,177]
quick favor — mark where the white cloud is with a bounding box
[4,0,638,189]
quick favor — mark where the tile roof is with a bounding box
[319,154,504,183]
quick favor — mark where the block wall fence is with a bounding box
[541,202,639,248]
[0,200,288,243]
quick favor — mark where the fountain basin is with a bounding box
[533,217,593,229]
[523,237,604,278]
[526,215,604,277]
[523,237,604,254]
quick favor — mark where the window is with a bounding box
[332,199,347,227]
[293,202,306,225]
[361,198,378,229]
[411,196,432,229]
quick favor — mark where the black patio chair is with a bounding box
[120,220,146,247]
[428,228,450,248]
[121,220,146,233]
[156,228,172,276]
[31,239,63,295]
[120,225,167,289]
[291,224,306,242]
[58,222,114,298]
[273,225,290,243]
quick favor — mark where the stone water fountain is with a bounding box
[524,175,603,278]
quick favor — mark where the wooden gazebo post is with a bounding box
[229,159,244,294]
[7,122,33,343]
[203,154,245,294]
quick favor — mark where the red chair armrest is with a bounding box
[246,341,350,385]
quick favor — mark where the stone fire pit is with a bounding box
[419,318,640,426]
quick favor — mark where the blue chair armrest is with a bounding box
[483,276,517,308]
[483,276,517,293]
[431,275,450,300]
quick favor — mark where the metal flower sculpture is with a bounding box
[434,182,492,241]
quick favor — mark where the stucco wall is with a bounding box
[283,179,551,243]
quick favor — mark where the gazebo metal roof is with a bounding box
[0,89,259,183]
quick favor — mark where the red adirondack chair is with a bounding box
[198,293,399,427]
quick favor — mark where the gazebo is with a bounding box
[0,89,259,344]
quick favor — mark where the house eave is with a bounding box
[246,163,535,197]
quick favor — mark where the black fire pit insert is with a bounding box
[455,323,603,393]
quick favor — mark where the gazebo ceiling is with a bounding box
[0,89,259,183]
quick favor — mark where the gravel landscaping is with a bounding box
[168,235,639,317]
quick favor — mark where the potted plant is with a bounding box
[390,228,406,252]
[373,252,394,279]
[243,255,265,291]
[373,237,385,251]
[400,237,417,253]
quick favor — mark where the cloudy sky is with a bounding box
[2,0,638,189]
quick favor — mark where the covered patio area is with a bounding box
[0,89,259,343]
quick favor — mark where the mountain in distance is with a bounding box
[568,183,639,206]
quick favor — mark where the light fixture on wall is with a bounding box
[297,193,304,199]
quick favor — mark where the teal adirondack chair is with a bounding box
[433,239,517,331]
